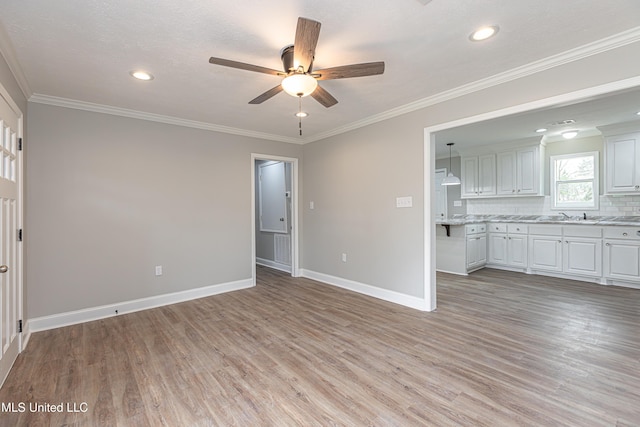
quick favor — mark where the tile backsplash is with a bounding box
[466,195,640,217]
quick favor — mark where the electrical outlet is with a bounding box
[341,253,347,263]
[155,265,163,276]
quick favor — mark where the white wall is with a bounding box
[25,103,302,318]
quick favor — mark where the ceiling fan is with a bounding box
[209,17,385,108]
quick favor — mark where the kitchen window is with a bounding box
[550,151,599,210]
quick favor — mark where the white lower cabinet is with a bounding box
[562,226,603,278]
[529,233,563,273]
[466,224,487,272]
[488,223,527,269]
[603,227,640,283]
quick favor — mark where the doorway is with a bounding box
[251,154,299,284]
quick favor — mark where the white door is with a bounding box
[488,234,507,264]
[258,161,288,233]
[0,86,22,386]
[603,240,640,282]
[516,147,538,194]
[434,168,447,220]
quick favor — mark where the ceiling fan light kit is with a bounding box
[281,73,318,97]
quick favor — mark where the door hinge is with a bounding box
[18,319,22,333]
[18,229,22,242]
[18,138,23,151]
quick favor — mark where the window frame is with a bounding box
[550,151,599,210]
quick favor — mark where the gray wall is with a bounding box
[302,40,640,301]
[26,103,302,318]
[10,34,640,320]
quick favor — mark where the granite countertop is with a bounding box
[435,214,640,227]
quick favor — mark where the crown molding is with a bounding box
[305,26,640,143]
[29,94,303,144]
[20,26,640,145]
[0,21,32,99]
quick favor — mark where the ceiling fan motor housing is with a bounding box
[281,45,313,73]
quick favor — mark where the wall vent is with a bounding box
[274,234,291,265]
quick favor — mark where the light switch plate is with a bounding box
[396,196,413,208]
[453,200,462,207]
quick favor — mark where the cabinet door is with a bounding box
[605,135,640,193]
[603,239,640,282]
[467,235,487,270]
[488,233,508,264]
[529,235,563,272]
[516,146,539,194]
[508,235,528,268]
[477,154,496,196]
[563,238,602,277]
[496,151,516,195]
[477,235,487,265]
[461,157,478,198]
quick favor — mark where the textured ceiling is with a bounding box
[1,0,640,144]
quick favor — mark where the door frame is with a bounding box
[424,76,640,312]
[250,153,300,283]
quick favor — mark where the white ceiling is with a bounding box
[1,0,640,144]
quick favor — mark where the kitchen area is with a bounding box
[434,87,640,290]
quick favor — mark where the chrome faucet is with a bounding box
[559,212,570,219]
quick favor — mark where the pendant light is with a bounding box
[441,142,461,186]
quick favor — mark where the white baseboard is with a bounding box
[256,257,292,273]
[28,278,254,333]
[300,269,429,311]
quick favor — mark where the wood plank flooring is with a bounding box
[1,266,639,426]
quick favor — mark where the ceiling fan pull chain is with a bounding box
[299,96,303,136]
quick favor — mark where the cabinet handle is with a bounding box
[606,243,610,246]
[517,189,521,193]
[512,189,515,193]
[623,232,628,236]
[557,240,562,243]
[516,228,520,231]
[636,185,639,189]
[565,240,569,243]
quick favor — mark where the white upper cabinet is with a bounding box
[605,132,640,194]
[461,143,543,198]
[461,154,496,198]
[496,146,542,195]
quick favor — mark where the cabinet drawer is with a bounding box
[563,225,602,238]
[529,224,562,236]
[489,223,507,233]
[603,227,640,240]
[507,223,528,234]
[465,223,486,235]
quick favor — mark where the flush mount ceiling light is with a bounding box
[130,70,154,81]
[562,130,579,139]
[281,72,318,97]
[536,128,547,133]
[469,25,499,42]
[295,111,308,118]
[442,143,461,186]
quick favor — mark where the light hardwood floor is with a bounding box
[1,266,639,426]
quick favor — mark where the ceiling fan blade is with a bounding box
[249,85,284,104]
[311,85,338,108]
[209,57,284,76]
[313,62,385,80]
[293,17,321,72]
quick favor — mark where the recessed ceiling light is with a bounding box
[469,25,499,42]
[562,130,578,139]
[130,70,154,81]
[636,111,640,116]
[295,112,308,118]
[536,128,547,133]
